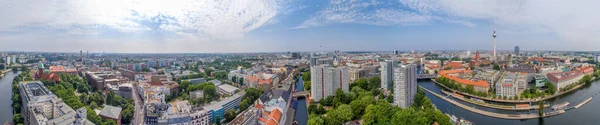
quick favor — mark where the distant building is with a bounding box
[183,78,207,84]
[514,46,520,56]
[393,64,417,108]
[310,65,350,101]
[291,52,301,60]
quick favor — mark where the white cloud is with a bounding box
[397,0,600,50]
[293,0,474,29]
[0,0,288,41]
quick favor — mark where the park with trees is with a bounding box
[307,76,452,125]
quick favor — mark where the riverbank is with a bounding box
[432,79,588,103]
[420,86,564,120]
[440,90,549,111]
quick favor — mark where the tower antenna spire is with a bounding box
[493,24,497,63]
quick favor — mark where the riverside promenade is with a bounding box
[432,79,586,103]
[420,86,564,120]
[440,90,549,111]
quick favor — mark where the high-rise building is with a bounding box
[393,64,417,108]
[514,46,520,56]
[394,50,399,55]
[5,56,10,65]
[311,65,349,101]
[380,60,394,90]
[11,55,16,64]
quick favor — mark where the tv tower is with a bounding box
[493,25,497,63]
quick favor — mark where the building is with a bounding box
[35,64,78,82]
[217,84,239,95]
[99,105,122,125]
[439,70,490,92]
[514,46,520,56]
[393,64,417,108]
[547,71,584,91]
[204,92,245,124]
[380,60,394,90]
[19,81,95,125]
[246,73,278,91]
[5,56,10,65]
[534,74,547,88]
[474,70,501,87]
[106,83,134,99]
[310,65,350,101]
[190,108,211,125]
[183,78,207,84]
[496,72,520,97]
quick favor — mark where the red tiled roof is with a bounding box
[547,70,583,83]
[439,70,489,87]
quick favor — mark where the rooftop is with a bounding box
[99,105,122,119]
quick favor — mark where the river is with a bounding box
[1,72,19,123]
[294,77,308,125]
[420,79,600,125]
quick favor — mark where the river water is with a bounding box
[420,79,600,125]
[1,72,19,123]
[294,77,308,125]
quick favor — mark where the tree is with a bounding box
[493,64,501,70]
[239,77,244,86]
[121,105,135,124]
[317,105,326,115]
[367,76,381,90]
[308,114,324,125]
[224,109,237,123]
[308,104,318,114]
[302,72,311,81]
[216,116,222,125]
[350,95,375,119]
[304,81,311,91]
[325,104,353,125]
[362,101,395,125]
[539,101,545,116]
[545,82,556,95]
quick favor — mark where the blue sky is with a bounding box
[0,0,598,53]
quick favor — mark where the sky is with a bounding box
[0,0,599,53]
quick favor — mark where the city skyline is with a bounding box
[2,0,600,53]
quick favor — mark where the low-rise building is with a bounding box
[439,70,490,92]
[217,84,239,96]
[534,74,547,87]
[99,105,122,125]
[547,70,584,91]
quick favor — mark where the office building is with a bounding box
[393,64,417,108]
[19,81,95,125]
[310,65,349,101]
[514,46,520,56]
[380,60,394,90]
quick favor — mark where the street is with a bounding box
[133,84,144,125]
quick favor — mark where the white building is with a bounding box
[380,60,394,90]
[393,64,417,108]
[311,65,350,101]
